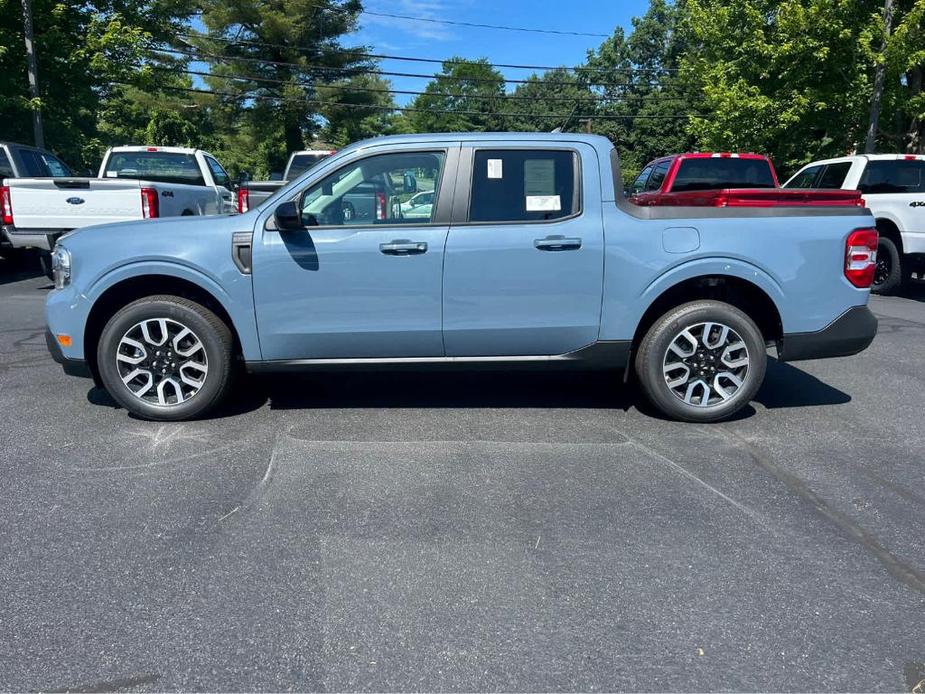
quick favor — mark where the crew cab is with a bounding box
[45,133,878,423]
[237,149,336,212]
[1,146,236,251]
[0,141,77,252]
[630,153,863,207]
[783,154,925,293]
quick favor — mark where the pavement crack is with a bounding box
[726,430,925,597]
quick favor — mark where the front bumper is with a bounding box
[45,329,93,378]
[778,305,878,361]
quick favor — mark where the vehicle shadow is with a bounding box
[889,277,925,302]
[753,357,851,409]
[88,356,853,421]
[218,355,849,419]
[0,253,43,286]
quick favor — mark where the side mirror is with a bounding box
[274,201,303,231]
[238,171,251,184]
[403,172,417,194]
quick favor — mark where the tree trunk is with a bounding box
[865,0,894,154]
[907,66,924,153]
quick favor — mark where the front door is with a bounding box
[442,145,604,356]
[253,147,455,361]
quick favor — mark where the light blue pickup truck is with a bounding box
[45,133,879,422]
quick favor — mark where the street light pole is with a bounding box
[21,0,45,149]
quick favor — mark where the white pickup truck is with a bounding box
[784,153,925,293]
[0,146,236,251]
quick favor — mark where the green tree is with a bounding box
[679,0,918,171]
[584,0,701,181]
[407,58,506,132]
[190,0,372,164]
[502,69,596,132]
[318,74,402,146]
[882,0,925,150]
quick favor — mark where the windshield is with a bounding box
[103,151,205,186]
[672,158,776,191]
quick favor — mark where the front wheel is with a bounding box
[635,301,767,423]
[97,295,234,421]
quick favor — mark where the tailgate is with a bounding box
[8,178,144,229]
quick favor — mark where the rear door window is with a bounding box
[645,161,670,192]
[858,160,925,194]
[469,150,579,223]
[672,158,776,191]
[816,162,852,189]
[784,165,823,189]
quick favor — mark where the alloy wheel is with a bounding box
[115,318,209,406]
[662,321,750,407]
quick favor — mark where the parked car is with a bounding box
[400,190,436,220]
[1,146,236,252]
[0,141,78,254]
[45,133,878,423]
[783,154,925,293]
[629,153,863,207]
[237,149,336,212]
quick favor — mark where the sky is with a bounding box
[343,0,651,105]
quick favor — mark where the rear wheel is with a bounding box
[872,236,902,295]
[635,301,767,423]
[97,295,234,420]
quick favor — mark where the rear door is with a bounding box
[442,143,604,356]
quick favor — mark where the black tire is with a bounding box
[872,236,902,295]
[97,295,234,421]
[635,300,767,423]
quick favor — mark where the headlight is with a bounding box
[51,245,71,290]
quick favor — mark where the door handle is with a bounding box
[534,236,582,251]
[380,240,427,255]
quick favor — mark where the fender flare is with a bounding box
[627,256,788,333]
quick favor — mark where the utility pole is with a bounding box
[865,0,894,154]
[21,0,44,149]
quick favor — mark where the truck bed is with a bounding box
[6,177,146,230]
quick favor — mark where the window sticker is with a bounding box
[487,158,503,179]
[525,195,562,212]
[524,159,555,196]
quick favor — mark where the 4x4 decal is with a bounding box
[911,201,925,208]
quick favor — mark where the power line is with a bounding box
[111,81,702,120]
[158,65,692,105]
[175,33,679,74]
[152,47,672,90]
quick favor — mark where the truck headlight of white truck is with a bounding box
[51,244,71,290]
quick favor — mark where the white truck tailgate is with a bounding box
[8,178,144,229]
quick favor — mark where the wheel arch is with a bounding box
[84,274,242,384]
[631,274,784,352]
[874,217,903,255]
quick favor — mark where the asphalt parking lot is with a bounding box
[1,255,923,692]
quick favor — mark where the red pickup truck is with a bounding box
[628,153,863,207]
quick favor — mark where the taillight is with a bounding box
[237,188,250,213]
[0,186,12,225]
[375,191,387,221]
[141,187,159,219]
[845,228,878,288]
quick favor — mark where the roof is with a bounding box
[346,131,615,153]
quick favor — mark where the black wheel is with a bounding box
[635,300,767,423]
[872,236,902,295]
[97,295,234,421]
